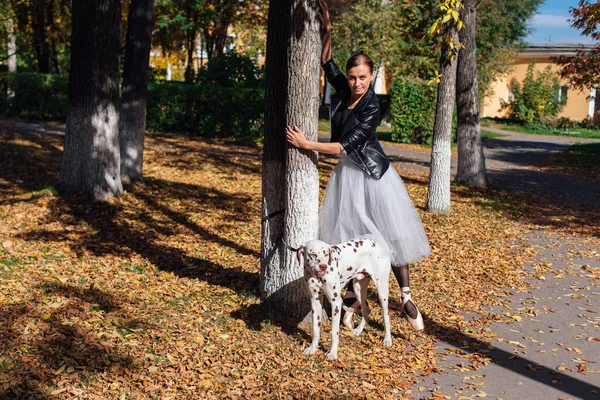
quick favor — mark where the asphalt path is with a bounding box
[370,131,600,399]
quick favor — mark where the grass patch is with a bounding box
[481,130,509,140]
[537,142,600,181]
[560,142,600,168]
[482,117,600,139]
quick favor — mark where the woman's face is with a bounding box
[347,64,374,97]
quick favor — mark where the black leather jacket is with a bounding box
[322,58,390,179]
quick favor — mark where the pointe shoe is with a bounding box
[402,291,424,331]
[342,300,359,330]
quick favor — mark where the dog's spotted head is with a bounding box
[297,239,331,276]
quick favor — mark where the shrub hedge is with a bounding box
[0,71,264,139]
[0,73,69,121]
[389,77,437,144]
[146,82,264,138]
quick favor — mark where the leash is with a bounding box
[281,237,299,252]
[262,208,300,253]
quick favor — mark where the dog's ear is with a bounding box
[328,246,332,265]
[296,245,305,265]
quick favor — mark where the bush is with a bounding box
[146,82,264,138]
[147,52,264,139]
[389,77,457,144]
[197,51,264,89]
[0,73,69,120]
[389,78,437,144]
[0,51,265,139]
[501,61,565,124]
[578,112,600,130]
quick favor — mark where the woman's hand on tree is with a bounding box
[286,125,309,149]
[317,0,332,32]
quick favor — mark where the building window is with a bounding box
[558,86,568,104]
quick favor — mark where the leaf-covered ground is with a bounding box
[0,128,596,399]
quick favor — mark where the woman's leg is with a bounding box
[392,264,423,330]
[342,281,358,329]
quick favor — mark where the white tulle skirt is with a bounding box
[319,156,431,265]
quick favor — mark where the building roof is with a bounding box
[520,42,596,58]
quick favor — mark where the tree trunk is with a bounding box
[119,0,156,184]
[57,0,123,201]
[48,0,62,74]
[426,26,459,215]
[33,0,50,73]
[184,27,196,83]
[261,0,320,319]
[7,8,17,101]
[455,0,487,187]
[7,14,17,73]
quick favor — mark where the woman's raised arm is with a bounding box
[317,0,332,65]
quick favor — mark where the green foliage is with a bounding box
[332,0,442,80]
[148,78,265,141]
[146,52,265,138]
[146,82,264,138]
[389,77,437,144]
[0,0,72,73]
[501,61,565,124]
[0,69,265,139]
[196,51,264,88]
[0,73,69,120]
[553,1,600,91]
[476,0,544,98]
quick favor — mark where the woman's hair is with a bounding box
[346,52,374,74]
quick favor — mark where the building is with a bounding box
[482,43,598,121]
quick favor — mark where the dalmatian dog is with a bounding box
[297,238,392,359]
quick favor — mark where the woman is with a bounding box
[286,0,430,331]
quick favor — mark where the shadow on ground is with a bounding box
[422,313,600,399]
[0,283,141,398]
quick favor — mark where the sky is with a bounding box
[525,0,595,44]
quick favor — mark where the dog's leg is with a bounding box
[351,277,370,337]
[323,284,342,359]
[374,275,392,346]
[372,257,392,346]
[304,290,322,355]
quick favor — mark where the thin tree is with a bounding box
[426,0,462,215]
[261,0,321,318]
[7,10,17,73]
[57,0,123,200]
[455,0,487,187]
[6,2,17,101]
[119,0,156,185]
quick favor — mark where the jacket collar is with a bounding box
[337,87,375,135]
[332,86,375,113]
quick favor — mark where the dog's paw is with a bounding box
[303,345,318,356]
[352,326,364,336]
[382,336,392,346]
[325,350,338,359]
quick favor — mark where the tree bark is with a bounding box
[426,25,459,215]
[7,14,17,73]
[119,0,156,184]
[455,0,487,187]
[47,0,62,74]
[261,0,320,319]
[184,27,196,83]
[7,6,17,101]
[32,0,50,73]
[57,0,123,201]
